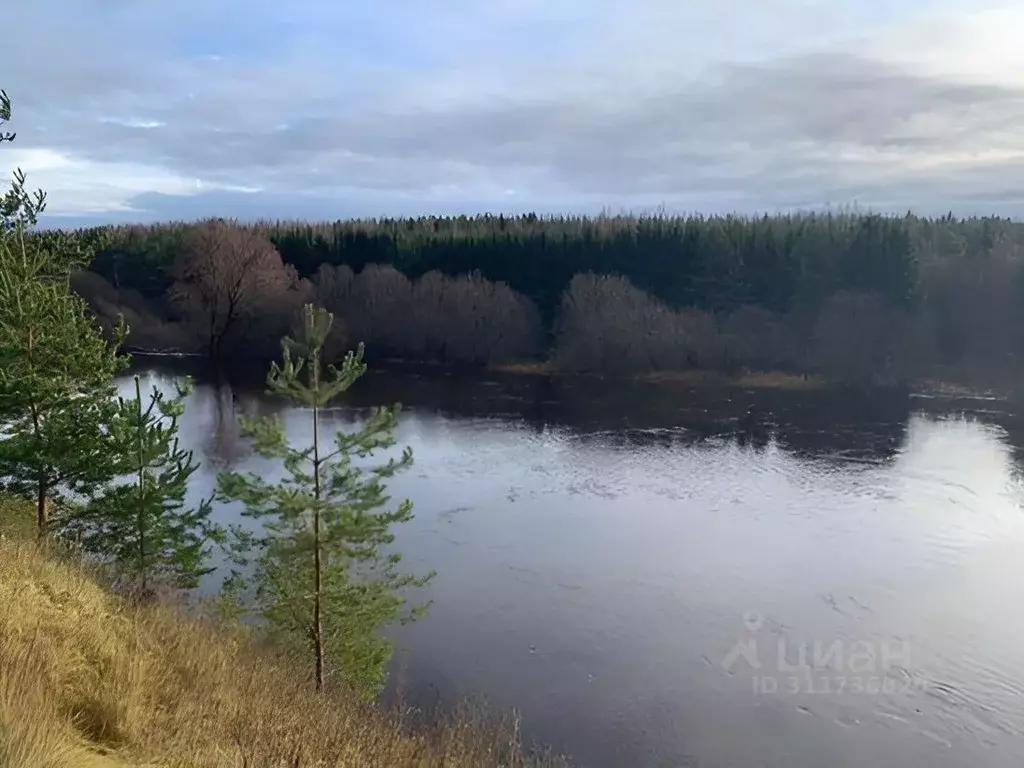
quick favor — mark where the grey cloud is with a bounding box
[7,5,1024,219]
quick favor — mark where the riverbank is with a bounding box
[0,522,567,768]
[491,361,825,390]
[124,344,1020,406]
[490,363,1023,401]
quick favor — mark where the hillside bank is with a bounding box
[0,510,567,768]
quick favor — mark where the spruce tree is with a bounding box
[62,376,218,591]
[218,304,431,697]
[0,88,129,537]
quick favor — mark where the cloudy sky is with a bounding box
[3,0,1024,225]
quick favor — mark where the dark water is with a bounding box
[120,361,1024,768]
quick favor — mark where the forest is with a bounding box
[54,211,1024,385]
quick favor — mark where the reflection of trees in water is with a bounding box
[551,383,912,465]
[997,414,1024,486]
[201,383,251,469]
[129,358,289,470]
[769,389,912,466]
[142,359,924,468]
[307,369,914,467]
[124,362,250,469]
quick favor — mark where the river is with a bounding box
[119,361,1024,768]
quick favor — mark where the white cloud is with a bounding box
[864,7,1024,87]
[5,147,256,213]
[101,117,166,129]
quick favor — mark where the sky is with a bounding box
[3,0,1024,226]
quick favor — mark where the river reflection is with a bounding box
[123,360,1024,768]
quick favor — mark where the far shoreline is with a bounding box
[124,349,1012,402]
[489,361,825,390]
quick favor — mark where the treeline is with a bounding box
[62,209,1024,384]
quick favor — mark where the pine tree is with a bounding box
[0,88,129,537]
[62,376,219,591]
[218,304,432,697]
[1,89,45,231]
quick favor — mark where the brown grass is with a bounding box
[0,494,35,540]
[488,361,824,391]
[636,369,822,389]
[487,362,553,376]
[633,370,724,386]
[733,371,824,390]
[0,534,569,768]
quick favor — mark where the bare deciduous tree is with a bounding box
[308,264,542,366]
[312,263,355,315]
[407,269,447,359]
[170,219,292,361]
[553,273,721,374]
[436,272,543,365]
[349,263,414,354]
[70,270,188,352]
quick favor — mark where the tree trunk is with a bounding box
[135,377,147,592]
[313,509,324,692]
[312,390,325,693]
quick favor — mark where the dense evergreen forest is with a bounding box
[53,212,1024,385]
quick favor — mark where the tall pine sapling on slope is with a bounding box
[218,304,432,697]
[0,307,126,537]
[0,88,128,537]
[63,376,218,591]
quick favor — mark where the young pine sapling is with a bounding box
[64,376,218,592]
[218,304,432,697]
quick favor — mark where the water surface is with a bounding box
[122,362,1024,767]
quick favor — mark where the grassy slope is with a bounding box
[0,530,567,768]
[0,495,35,540]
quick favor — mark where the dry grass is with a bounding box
[733,371,824,390]
[637,369,822,390]
[489,361,824,391]
[487,362,552,376]
[634,370,725,386]
[0,535,569,768]
[0,495,35,540]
